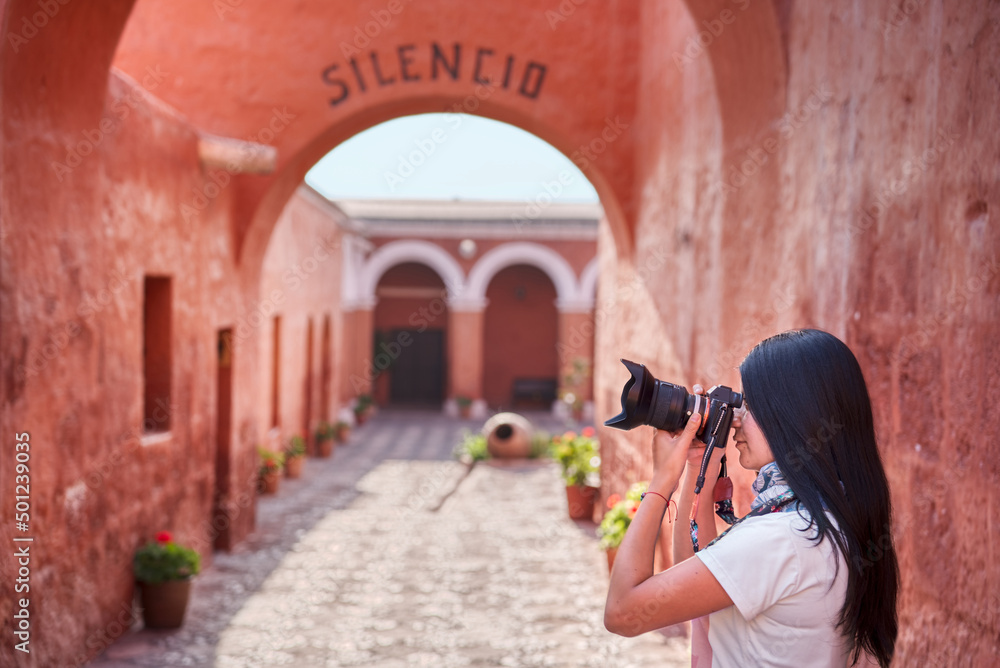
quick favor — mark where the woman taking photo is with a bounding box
[604,329,899,667]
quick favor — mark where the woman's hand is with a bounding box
[650,411,703,495]
[685,385,709,465]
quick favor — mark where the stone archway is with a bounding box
[360,239,466,304]
[343,240,466,403]
[108,0,787,280]
[465,241,584,309]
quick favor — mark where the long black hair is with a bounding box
[739,329,898,667]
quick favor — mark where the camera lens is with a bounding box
[604,359,712,432]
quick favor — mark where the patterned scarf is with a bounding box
[691,460,798,552]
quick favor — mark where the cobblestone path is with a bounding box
[91,411,689,667]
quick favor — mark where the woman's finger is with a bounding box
[679,411,702,445]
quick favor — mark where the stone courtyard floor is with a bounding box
[90,410,689,667]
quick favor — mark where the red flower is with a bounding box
[627,504,639,518]
[155,531,173,545]
[582,426,596,438]
[606,493,622,509]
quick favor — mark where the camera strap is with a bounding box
[714,456,737,525]
[690,455,737,552]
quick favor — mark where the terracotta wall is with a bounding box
[483,265,559,408]
[0,8,344,663]
[593,1,1000,664]
[1,0,996,665]
[258,188,344,452]
[0,63,255,664]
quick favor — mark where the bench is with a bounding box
[511,377,558,407]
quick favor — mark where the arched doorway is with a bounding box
[373,262,448,407]
[482,264,558,410]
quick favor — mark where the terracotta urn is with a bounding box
[482,412,533,459]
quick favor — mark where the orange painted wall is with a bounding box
[592,2,1000,665]
[482,265,558,408]
[258,188,344,452]
[0,59,255,665]
[1,0,997,665]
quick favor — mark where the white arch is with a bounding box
[464,242,585,310]
[579,257,599,301]
[360,240,466,305]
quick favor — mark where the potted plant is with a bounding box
[455,395,473,419]
[284,434,306,478]
[597,481,648,572]
[314,421,336,457]
[551,427,601,520]
[333,420,351,444]
[453,431,489,465]
[353,394,374,425]
[133,531,201,629]
[257,446,285,494]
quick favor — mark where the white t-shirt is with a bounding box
[695,510,853,667]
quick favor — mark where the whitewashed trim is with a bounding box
[359,239,466,304]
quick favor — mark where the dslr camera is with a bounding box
[605,359,742,494]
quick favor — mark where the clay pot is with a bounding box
[317,439,334,458]
[606,546,618,573]
[259,470,280,495]
[138,579,192,629]
[483,412,533,459]
[334,426,351,444]
[285,454,303,478]
[565,484,597,520]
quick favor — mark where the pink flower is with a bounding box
[155,531,173,545]
[581,427,596,438]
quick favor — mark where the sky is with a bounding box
[305,113,599,202]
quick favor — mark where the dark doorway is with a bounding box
[213,328,234,551]
[388,329,445,406]
[320,315,332,422]
[303,317,314,446]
